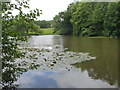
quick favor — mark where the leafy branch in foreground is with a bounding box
[1,0,42,89]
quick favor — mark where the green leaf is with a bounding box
[7,11,12,14]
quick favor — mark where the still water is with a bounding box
[16,35,118,88]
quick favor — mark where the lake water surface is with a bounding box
[16,35,118,88]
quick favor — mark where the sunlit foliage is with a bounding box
[1,0,42,89]
[53,2,120,37]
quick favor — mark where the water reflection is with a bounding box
[16,70,116,88]
[15,35,118,88]
[15,71,57,88]
[73,60,118,86]
[60,36,118,86]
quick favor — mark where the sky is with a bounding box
[28,0,75,20]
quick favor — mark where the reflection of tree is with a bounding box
[73,59,118,86]
[61,35,118,87]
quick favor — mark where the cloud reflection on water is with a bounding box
[15,35,118,88]
[16,70,116,88]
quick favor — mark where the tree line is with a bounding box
[35,20,52,28]
[53,2,120,37]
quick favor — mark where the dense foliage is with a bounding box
[1,0,41,89]
[53,2,120,37]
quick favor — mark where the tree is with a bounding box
[52,2,120,37]
[85,2,108,36]
[104,2,119,37]
[53,4,73,35]
[61,5,73,35]
[1,0,42,88]
[70,2,97,36]
[53,12,64,34]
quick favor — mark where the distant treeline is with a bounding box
[35,20,52,28]
[53,2,120,37]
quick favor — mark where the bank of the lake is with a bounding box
[28,28,54,35]
[40,28,54,35]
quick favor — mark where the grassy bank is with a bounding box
[41,28,54,35]
[28,28,54,35]
[28,32,40,35]
[87,36,109,39]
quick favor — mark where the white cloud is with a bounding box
[29,0,74,20]
[11,0,79,20]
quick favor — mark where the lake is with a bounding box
[15,35,118,88]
